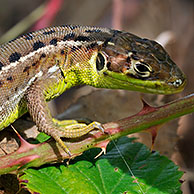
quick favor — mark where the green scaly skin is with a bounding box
[0,25,186,154]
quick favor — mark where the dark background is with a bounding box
[0,0,193,193]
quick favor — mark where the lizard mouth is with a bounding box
[103,71,186,94]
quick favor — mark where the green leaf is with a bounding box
[36,132,51,143]
[20,137,183,194]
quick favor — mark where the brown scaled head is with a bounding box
[96,30,186,94]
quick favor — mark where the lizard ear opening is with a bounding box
[96,52,106,71]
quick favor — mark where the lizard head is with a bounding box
[92,30,186,94]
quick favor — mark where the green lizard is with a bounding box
[0,25,186,154]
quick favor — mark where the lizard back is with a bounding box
[0,25,115,128]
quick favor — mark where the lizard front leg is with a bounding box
[25,80,104,155]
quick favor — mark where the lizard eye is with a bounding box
[134,62,152,77]
[96,52,105,71]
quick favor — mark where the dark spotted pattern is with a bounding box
[63,33,75,41]
[90,42,98,48]
[131,50,137,55]
[33,41,45,51]
[23,66,30,72]
[0,25,112,67]
[111,29,122,37]
[40,53,46,58]
[62,25,78,30]
[61,50,65,55]
[71,46,78,52]
[103,38,112,47]
[7,76,12,81]
[43,30,55,35]
[9,52,21,63]
[86,42,98,50]
[131,55,140,60]
[126,56,131,63]
[68,25,78,30]
[75,36,90,42]
[0,62,4,70]
[23,32,34,40]
[8,38,17,44]
[85,29,101,33]
[50,38,58,46]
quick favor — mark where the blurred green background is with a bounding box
[0,0,193,193]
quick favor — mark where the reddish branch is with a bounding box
[0,94,194,175]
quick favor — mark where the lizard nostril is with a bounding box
[173,79,182,87]
[168,78,185,88]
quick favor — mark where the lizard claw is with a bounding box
[93,121,104,133]
[98,124,104,133]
